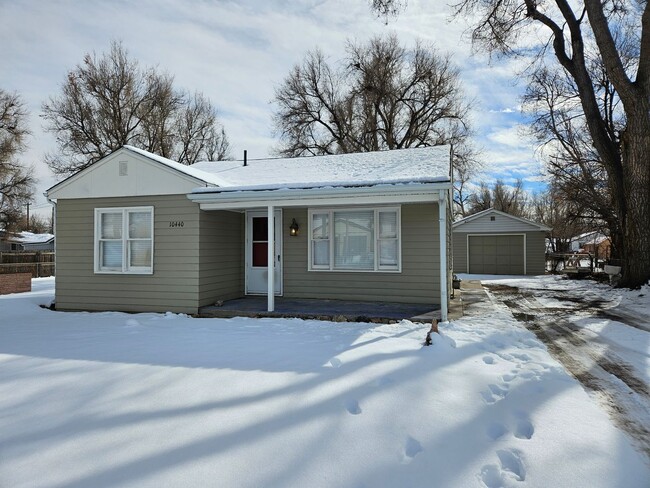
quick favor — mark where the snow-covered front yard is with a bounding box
[1,277,648,487]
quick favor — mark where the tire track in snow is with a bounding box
[486,285,650,460]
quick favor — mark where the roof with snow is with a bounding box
[13,232,55,244]
[45,145,452,200]
[188,145,452,193]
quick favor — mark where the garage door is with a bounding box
[468,235,525,274]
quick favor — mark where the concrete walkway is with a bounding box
[455,279,491,317]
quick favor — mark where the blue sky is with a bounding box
[0,0,544,215]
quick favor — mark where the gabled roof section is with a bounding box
[453,208,551,231]
[45,146,222,199]
[190,145,452,193]
[45,145,452,200]
[122,146,225,186]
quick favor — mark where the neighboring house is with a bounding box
[452,209,550,275]
[14,232,55,251]
[0,231,54,251]
[45,145,454,319]
[570,231,610,253]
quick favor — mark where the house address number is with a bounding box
[169,221,185,228]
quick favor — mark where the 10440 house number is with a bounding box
[169,221,185,228]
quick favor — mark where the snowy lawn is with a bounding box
[1,278,648,488]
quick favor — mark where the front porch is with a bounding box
[199,296,441,323]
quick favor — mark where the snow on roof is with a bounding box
[13,232,54,244]
[574,231,608,242]
[189,146,452,192]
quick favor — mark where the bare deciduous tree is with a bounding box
[274,35,472,155]
[274,34,477,212]
[525,64,624,258]
[467,179,529,218]
[370,0,650,287]
[42,41,231,177]
[0,89,33,231]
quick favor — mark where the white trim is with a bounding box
[307,206,401,273]
[245,210,283,296]
[189,182,450,211]
[439,190,448,322]
[453,208,551,232]
[466,233,527,275]
[94,206,154,274]
[267,205,275,312]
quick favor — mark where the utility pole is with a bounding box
[25,201,30,229]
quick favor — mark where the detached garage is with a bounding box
[453,209,550,275]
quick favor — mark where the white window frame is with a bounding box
[308,206,401,272]
[94,206,154,274]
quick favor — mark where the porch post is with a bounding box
[267,204,275,312]
[438,189,448,322]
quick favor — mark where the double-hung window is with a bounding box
[95,207,154,274]
[309,207,400,272]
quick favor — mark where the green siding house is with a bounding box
[46,145,454,320]
[452,209,550,275]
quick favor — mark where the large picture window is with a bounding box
[309,207,400,272]
[95,207,153,274]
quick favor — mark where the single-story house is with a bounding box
[452,209,550,275]
[0,231,55,251]
[45,145,454,320]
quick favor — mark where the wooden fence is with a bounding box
[0,252,55,278]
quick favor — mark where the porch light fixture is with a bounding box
[289,218,299,236]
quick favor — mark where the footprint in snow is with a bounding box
[502,373,516,382]
[480,464,503,488]
[510,352,532,362]
[481,384,509,404]
[480,449,526,487]
[329,357,342,368]
[497,449,526,481]
[514,419,535,440]
[401,436,423,464]
[486,422,508,441]
[344,399,362,415]
[482,355,496,365]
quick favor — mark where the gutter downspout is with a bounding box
[46,194,57,290]
[438,189,448,322]
[45,194,56,253]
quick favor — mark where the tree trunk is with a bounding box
[619,101,650,287]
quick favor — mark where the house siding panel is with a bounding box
[198,210,244,306]
[282,204,440,304]
[525,232,546,275]
[55,195,202,314]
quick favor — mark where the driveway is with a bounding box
[459,276,650,460]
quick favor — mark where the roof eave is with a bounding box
[187,181,451,209]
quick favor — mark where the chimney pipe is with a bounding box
[244,150,247,167]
